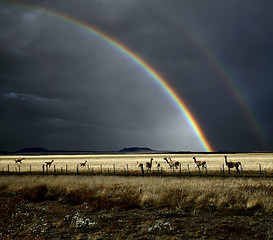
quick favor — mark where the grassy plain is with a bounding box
[0,153,273,239]
[0,152,272,176]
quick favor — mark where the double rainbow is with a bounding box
[1,1,214,152]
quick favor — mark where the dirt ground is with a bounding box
[0,195,272,240]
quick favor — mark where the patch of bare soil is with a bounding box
[0,195,272,240]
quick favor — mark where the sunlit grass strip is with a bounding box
[1,176,272,212]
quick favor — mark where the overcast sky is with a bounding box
[1,0,273,152]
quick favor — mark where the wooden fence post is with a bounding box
[264,168,266,179]
[42,164,45,176]
[259,164,261,177]
[140,165,144,177]
[179,163,181,177]
[88,165,90,176]
[240,165,243,177]
[206,165,208,177]
[223,164,225,177]
[161,167,163,177]
[54,165,56,175]
[66,164,68,175]
[113,164,115,176]
[100,164,103,175]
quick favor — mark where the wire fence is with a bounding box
[0,163,272,178]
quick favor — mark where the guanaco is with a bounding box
[80,160,87,166]
[14,158,25,164]
[45,160,54,168]
[146,158,153,172]
[193,157,207,170]
[224,155,241,175]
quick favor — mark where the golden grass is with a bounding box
[0,153,272,174]
[1,175,272,212]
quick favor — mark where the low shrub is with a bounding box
[18,184,48,202]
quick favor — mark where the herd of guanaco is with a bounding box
[137,155,242,174]
[11,155,242,174]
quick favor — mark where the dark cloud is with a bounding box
[0,0,272,152]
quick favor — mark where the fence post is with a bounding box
[220,167,222,177]
[264,168,266,179]
[240,165,243,177]
[187,164,190,178]
[259,164,261,177]
[198,167,201,177]
[100,164,103,175]
[179,163,181,177]
[54,165,56,176]
[88,165,90,176]
[113,164,115,176]
[66,164,68,175]
[223,164,225,177]
[161,167,163,177]
[61,167,63,175]
[42,164,45,176]
[206,165,208,177]
[140,165,144,177]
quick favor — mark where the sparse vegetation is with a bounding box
[0,175,272,239]
[0,153,272,239]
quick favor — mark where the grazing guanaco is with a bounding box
[164,157,172,168]
[224,155,241,175]
[80,160,87,166]
[146,158,153,172]
[14,158,25,164]
[164,157,179,169]
[136,161,143,168]
[155,161,161,168]
[45,159,54,168]
[193,157,207,170]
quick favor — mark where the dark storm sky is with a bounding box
[1,0,273,152]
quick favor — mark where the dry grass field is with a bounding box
[0,153,273,177]
[0,153,272,239]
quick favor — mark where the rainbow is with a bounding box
[153,9,268,150]
[1,1,214,152]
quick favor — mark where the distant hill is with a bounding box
[119,147,154,153]
[15,147,50,153]
[0,146,156,155]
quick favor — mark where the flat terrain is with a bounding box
[0,153,273,177]
[0,153,272,239]
[0,175,273,239]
